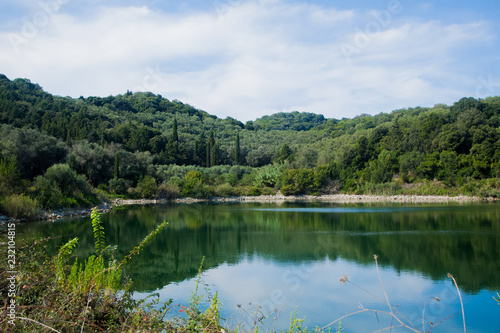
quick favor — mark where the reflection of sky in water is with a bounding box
[134,256,500,332]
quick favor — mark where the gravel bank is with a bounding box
[116,193,484,205]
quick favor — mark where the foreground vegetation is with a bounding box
[2,74,500,219]
[0,209,224,332]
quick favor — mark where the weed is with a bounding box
[0,207,170,332]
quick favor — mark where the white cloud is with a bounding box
[0,0,494,121]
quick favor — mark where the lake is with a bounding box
[17,201,500,332]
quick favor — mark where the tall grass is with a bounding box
[0,194,39,219]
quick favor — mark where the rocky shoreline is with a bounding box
[0,193,490,227]
[117,193,485,205]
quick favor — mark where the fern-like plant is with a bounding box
[91,206,106,255]
[121,220,168,265]
[57,208,167,296]
[55,237,78,284]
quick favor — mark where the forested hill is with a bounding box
[251,111,327,131]
[2,73,500,215]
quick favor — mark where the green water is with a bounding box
[17,201,500,332]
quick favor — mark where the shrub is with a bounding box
[135,175,158,199]
[233,186,260,196]
[1,194,39,219]
[33,164,97,208]
[214,183,235,197]
[182,171,213,198]
[0,155,22,196]
[32,175,64,208]
[254,163,284,188]
[157,182,180,200]
[320,179,342,194]
[280,168,326,195]
[248,186,261,196]
[260,187,276,195]
[109,177,127,195]
[216,173,238,186]
[185,184,214,198]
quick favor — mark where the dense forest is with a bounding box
[2,73,500,218]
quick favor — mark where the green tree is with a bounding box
[352,136,371,170]
[182,170,212,198]
[206,130,218,167]
[135,176,158,198]
[369,150,398,183]
[171,117,179,142]
[68,141,114,186]
[33,163,96,208]
[0,155,22,195]
[0,125,67,179]
[382,116,403,152]
[438,150,458,185]
[277,143,293,163]
[399,151,424,183]
[234,133,240,165]
[114,152,120,179]
[417,152,440,180]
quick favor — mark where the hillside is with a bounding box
[2,73,500,216]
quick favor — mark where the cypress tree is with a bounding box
[193,140,199,165]
[114,152,119,179]
[212,140,219,167]
[171,117,179,142]
[207,130,215,167]
[234,133,240,165]
[66,129,72,145]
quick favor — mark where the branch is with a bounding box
[16,317,61,333]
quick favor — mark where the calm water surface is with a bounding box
[18,202,500,332]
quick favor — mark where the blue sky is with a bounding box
[1,0,499,121]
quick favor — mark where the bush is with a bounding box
[254,163,284,188]
[33,164,97,208]
[233,186,260,196]
[157,182,180,200]
[214,183,235,197]
[215,173,238,186]
[135,176,158,199]
[260,187,277,195]
[1,194,39,219]
[280,168,326,195]
[182,171,213,198]
[109,178,127,195]
[0,155,22,196]
[32,175,64,208]
[184,183,214,198]
[320,179,342,194]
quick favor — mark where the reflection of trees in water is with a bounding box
[17,203,500,292]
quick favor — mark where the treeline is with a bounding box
[2,73,500,217]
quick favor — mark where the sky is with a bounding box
[1,0,499,122]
